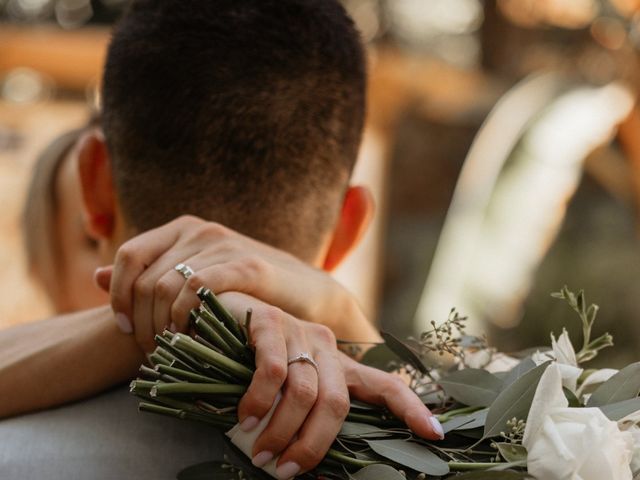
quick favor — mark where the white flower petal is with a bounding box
[552,329,578,367]
[577,368,619,398]
[523,363,566,448]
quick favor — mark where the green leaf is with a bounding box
[495,443,528,463]
[366,439,449,476]
[177,462,245,480]
[483,362,550,439]
[351,464,406,480]
[380,332,428,374]
[563,387,581,407]
[599,397,640,421]
[439,369,502,407]
[340,422,393,438]
[502,358,536,389]
[587,362,640,407]
[452,471,531,479]
[360,343,400,371]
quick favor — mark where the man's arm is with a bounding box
[0,306,144,418]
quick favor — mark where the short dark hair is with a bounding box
[102,0,366,259]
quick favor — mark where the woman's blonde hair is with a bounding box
[22,128,85,301]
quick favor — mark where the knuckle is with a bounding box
[154,278,173,300]
[294,442,324,468]
[262,360,288,385]
[246,394,274,415]
[258,305,284,329]
[115,244,137,268]
[263,431,291,450]
[133,276,152,298]
[238,255,267,278]
[186,273,205,292]
[195,222,228,242]
[289,380,317,407]
[311,324,336,346]
[323,391,350,419]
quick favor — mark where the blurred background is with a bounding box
[1,0,640,367]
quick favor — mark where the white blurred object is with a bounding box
[414,73,634,334]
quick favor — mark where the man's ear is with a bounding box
[322,185,374,272]
[77,130,116,241]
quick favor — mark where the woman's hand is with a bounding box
[95,215,379,352]
[219,292,444,478]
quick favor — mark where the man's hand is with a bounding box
[95,215,380,352]
[219,292,444,478]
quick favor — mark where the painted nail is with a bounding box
[276,461,300,479]
[239,416,259,432]
[169,322,177,333]
[252,450,273,468]
[429,416,445,439]
[115,312,133,334]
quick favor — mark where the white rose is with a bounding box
[618,411,640,475]
[523,364,634,480]
[532,330,583,393]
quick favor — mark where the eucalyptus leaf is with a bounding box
[380,332,428,374]
[351,464,406,480]
[587,362,640,407]
[439,369,502,407]
[360,343,400,372]
[495,443,528,463]
[442,409,488,433]
[457,409,489,431]
[599,397,640,421]
[366,439,449,476]
[340,422,392,437]
[502,358,536,389]
[483,362,550,439]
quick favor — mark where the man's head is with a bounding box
[78,0,370,268]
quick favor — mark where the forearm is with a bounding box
[0,306,144,418]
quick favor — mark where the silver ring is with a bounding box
[287,353,319,373]
[174,263,195,280]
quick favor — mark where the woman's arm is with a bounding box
[0,306,144,418]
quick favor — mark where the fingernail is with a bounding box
[115,312,133,334]
[239,416,259,432]
[252,450,273,468]
[276,461,300,479]
[429,416,444,439]
[169,322,177,333]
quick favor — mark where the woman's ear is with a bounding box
[322,185,374,272]
[76,130,116,241]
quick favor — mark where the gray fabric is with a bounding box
[0,386,225,480]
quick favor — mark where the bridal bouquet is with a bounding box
[130,286,640,479]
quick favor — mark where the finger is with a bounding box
[110,217,191,329]
[131,248,205,348]
[235,302,289,429]
[342,354,444,440]
[275,349,349,476]
[94,266,113,292]
[170,260,257,329]
[251,357,318,461]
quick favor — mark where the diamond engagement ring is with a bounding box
[287,352,319,373]
[174,263,195,280]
